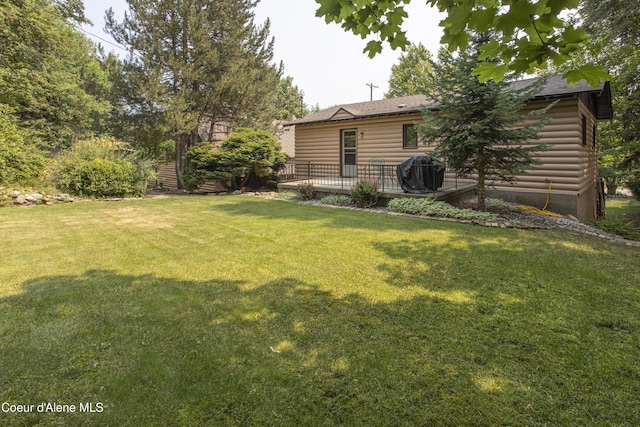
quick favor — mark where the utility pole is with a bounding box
[366,82,378,101]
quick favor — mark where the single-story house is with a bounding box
[284,75,612,221]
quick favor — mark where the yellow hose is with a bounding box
[542,181,552,211]
[516,204,563,218]
[516,181,563,218]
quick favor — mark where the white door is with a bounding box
[341,129,357,177]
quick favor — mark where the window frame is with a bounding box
[403,124,418,149]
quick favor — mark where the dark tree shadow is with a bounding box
[1,269,639,426]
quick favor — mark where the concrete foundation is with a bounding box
[485,189,589,221]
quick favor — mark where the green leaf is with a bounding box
[561,26,587,44]
[385,7,407,26]
[564,65,611,87]
[443,6,472,33]
[478,39,503,59]
[389,32,409,50]
[476,0,499,7]
[546,0,580,13]
[337,1,357,20]
[441,30,471,52]
[471,61,509,82]
[364,40,383,58]
[315,0,342,23]
[469,8,497,32]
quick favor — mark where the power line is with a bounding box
[78,27,130,55]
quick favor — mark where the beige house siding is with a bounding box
[154,161,225,192]
[488,98,597,192]
[294,97,602,220]
[295,112,425,165]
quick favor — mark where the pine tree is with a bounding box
[106,0,280,188]
[418,35,553,210]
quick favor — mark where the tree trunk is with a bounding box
[175,132,198,189]
[477,150,486,211]
[175,136,187,190]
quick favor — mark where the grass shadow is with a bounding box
[1,269,639,425]
[209,196,463,232]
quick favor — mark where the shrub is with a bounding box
[78,159,136,197]
[185,128,287,192]
[52,137,155,197]
[350,180,379,208]
[486,198,521,214]
[321,193,353,206]
[387,197,499,221]
[297,182,315,200]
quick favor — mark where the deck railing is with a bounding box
[279,162,474,193]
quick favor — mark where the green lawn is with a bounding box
[591,198,640,240]
[607,197,640,221]
[1,196,639,426]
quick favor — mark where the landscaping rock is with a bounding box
[28,193,44,201]
[14,195,27,204]
[11,191,21,198]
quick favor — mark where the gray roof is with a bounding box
[287,74,612,126]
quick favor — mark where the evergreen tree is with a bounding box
[418,35,552,211]
[105,0,280,188]
[185,128,287,192]
[386,43,434,98]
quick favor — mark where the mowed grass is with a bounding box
[591,198,640,240]
[1,195,639,426]
[607,197,640,226]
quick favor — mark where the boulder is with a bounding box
[11,191,21,198]
[14,195,27,204]
[28,193,44,201]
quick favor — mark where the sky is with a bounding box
[82,0,444,110]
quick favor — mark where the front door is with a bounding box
[341,129,357,177]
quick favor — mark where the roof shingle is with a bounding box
[286,74,611,126]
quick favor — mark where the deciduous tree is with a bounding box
[275,75,308,121]
[315,0,609,86]
[386,43,434,97]
[0,0,111,148]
